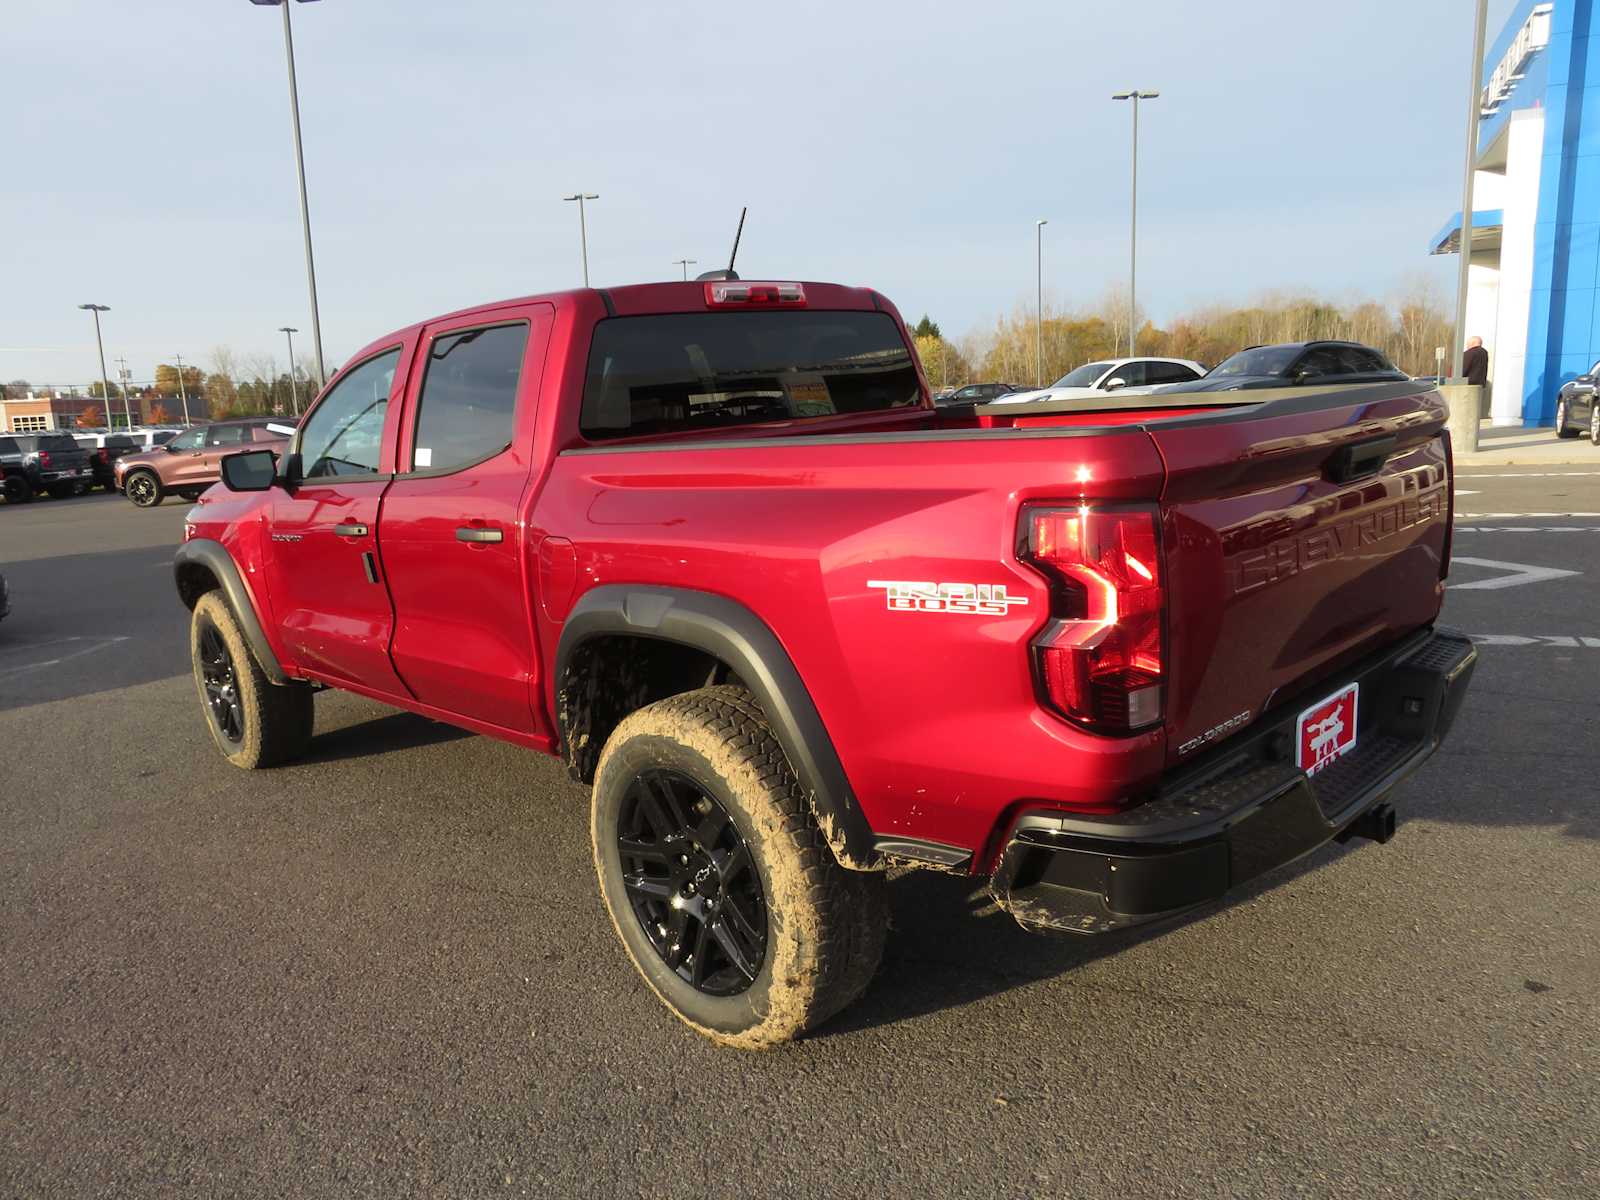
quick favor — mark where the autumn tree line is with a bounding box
[912,285,1455,390]
[2,347,314,426]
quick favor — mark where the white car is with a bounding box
[987,357,1207,405]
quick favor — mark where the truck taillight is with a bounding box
[703,281,806,308]
[38,450,52,468]
[1020,504,1165,734]
[98,448,110,463]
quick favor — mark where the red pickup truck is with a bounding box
[174,279,1476,1047]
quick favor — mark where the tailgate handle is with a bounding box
[1326,435,1397,483]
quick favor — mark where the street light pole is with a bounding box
[562,193,599,286]
[1035,219,1048,388]
[674,258,697,281]
[114,356,134,430]
[173,352,192,425]
[1113,89,1159,357]
[78,304,114,429]
[1452,0,1490,380]
[279,326,301,415]
[250,0,327,388]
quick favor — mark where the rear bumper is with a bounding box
[989,627,1476,934]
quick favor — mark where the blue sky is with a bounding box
[3,0,1517,384]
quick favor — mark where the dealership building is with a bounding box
[1430,0,1600,426]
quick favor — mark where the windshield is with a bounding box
[581,311,921,440]
[1050,362,1114,388]
[1208,346,1302,378]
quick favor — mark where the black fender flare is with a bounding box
[555,586,877,870]
[173,539,289,685]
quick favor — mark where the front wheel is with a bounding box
[591,686,888,1049]
[1556,398,1580,438]
[125,470,164,507]
[189,591,314,768]
[1590,404,1600,447]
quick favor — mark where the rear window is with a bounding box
[581,311,921,440]
[39,435,79,453]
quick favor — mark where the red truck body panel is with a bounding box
[181,281,1455,874]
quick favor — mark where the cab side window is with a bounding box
[298,349,400,479]
[410,323,527,471]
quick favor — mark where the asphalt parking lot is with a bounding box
[2,473,1597,1199]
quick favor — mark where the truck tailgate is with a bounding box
[1149,384,1451,767]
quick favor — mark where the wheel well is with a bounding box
[557,635,742,782]
[175,562,220,610]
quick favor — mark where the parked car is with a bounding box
[1553,359,1600,444]
[989,357,1207,405]
[1152,341,1409,393]
[0,432,94,502]
[934,382,1031,406]
[74,432,142,492]
[174,277,1476,1048]
[115,418,296,507]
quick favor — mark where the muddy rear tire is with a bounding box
[591,685,887,1049]
[189,591,314,769]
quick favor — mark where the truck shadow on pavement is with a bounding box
[824,832,1405,1040]
[300,710,473,764]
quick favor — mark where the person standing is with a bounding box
[1462,336,1489,386]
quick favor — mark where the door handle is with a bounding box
[455,526,503,544]
[334,522,369,537]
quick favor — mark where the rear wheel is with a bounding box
[1556,397,1579,438]
[189,591,314,769]
[4,477,34,503]
[591,686,887,1049]
[1590,403,1600,447]
[125,470,163,507]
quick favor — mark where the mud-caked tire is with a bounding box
[189,591,314,769]
[591,685,888,1049]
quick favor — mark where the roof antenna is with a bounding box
[695,207,746,281]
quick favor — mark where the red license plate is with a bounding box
[1296,682,1359,775]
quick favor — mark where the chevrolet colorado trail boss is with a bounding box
[174,278,1476,1047]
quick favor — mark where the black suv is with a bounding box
[0,432,94,502]
[1158,341,1409,393]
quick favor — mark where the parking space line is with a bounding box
[1467,634,1600,647]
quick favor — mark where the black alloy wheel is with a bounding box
[617,768,767,996]
[126,472,161,506]
[197,619,245,747]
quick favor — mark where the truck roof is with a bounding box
[341,280,892,376]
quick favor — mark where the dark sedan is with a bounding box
[1155,341,1409,393]
[935,382,1031,406]
[1554,359,1600,444]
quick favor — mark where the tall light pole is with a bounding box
[279,326,301,415]
[1452,0,1490,380]
[674,258,697,281]
[173,352,192,426]
[249,0,327,389]
[78,304,114,429]
[1112,89,1159,356]
[114,356,135,430]
[562,193,599,285]
[1035,219,1048,387]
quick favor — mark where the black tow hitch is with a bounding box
[1337,801,1397,845]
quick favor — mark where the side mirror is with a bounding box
[1579,374,1596,385]
[220,449,278,492]
[1103,377,1127,391]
